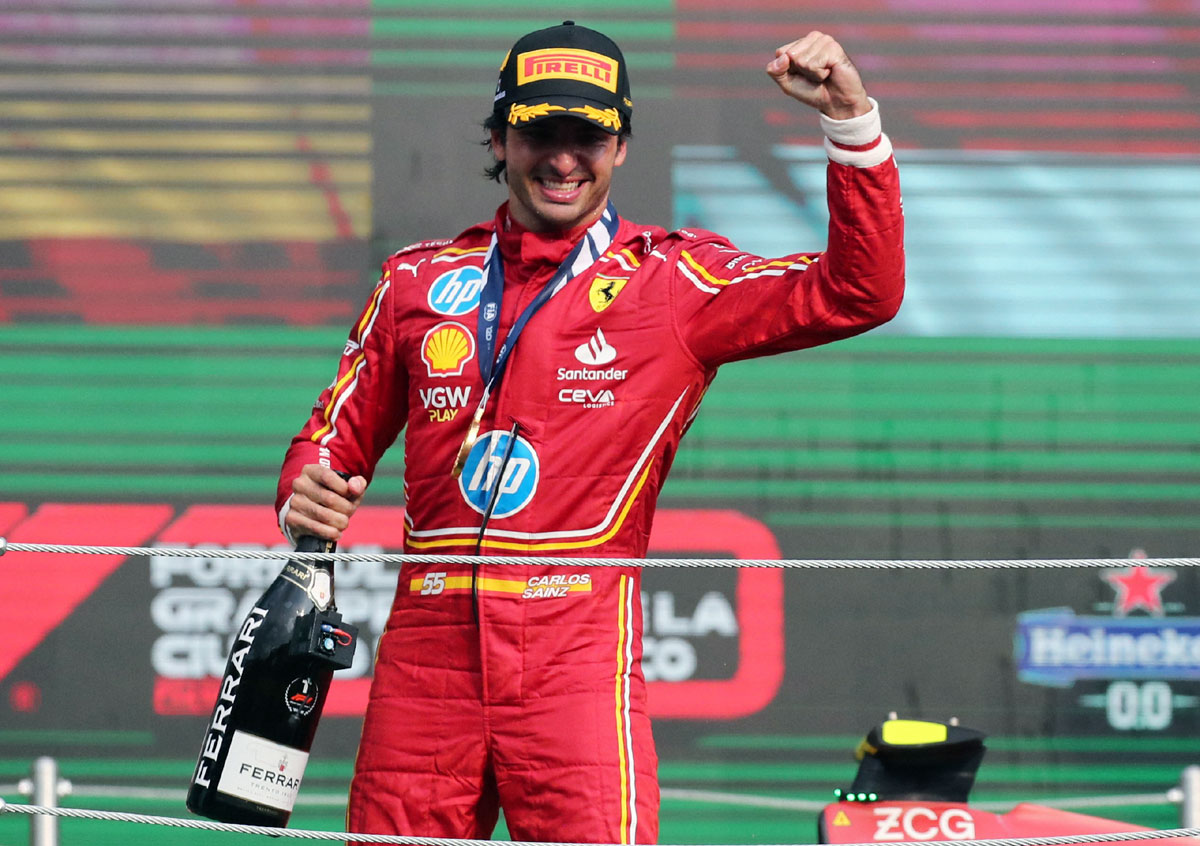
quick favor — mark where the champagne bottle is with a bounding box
[186,533,358,826]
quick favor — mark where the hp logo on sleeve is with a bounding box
[458,430,540,519]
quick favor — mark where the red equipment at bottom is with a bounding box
[819,717,1191,846]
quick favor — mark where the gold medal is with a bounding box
[451,402,486,478]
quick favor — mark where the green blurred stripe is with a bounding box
[4,442,285,466]
[371,18,673,38]
[0,472,283,497]
[657,761,1183,784]
[701,391,1200,413]
[3,328,1198,356]
[678,447,1200,474]
[0,730,153,747]
[0,758,354,780]
[0,819,268,846]
[22,405,1187,447]
[697,734,1200,754]
[697,734,861,751]
[1,756,1180,786]
[716,362,1199,388]
[0,759,191,779]
[16,439,1200,477]
[0,467,405,498]
[10,389,1196,429]
[762,512,1200,530]
[4,472,1192,502]
[992,735,1200,753]
[3,408,304,437]
[783,336,1200,358]
[686,416,1200,445]
[13,384,313,406]
[662,478,1200,501]
[1,353,332,381]
[8,373,1196,416]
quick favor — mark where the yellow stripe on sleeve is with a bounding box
[310,353,366,442]
[434,245,489,258]
[681,250,815,286]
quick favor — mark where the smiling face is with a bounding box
[491,116,628,233]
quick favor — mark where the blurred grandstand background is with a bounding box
[2,0,1199,843]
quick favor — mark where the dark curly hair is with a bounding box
[482,112,509,183]
[481,112,632,183]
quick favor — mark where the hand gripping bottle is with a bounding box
[186,534,358,826]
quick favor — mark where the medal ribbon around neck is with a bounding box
[450,201,620,477]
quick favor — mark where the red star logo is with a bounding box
[1103,565,1175,617]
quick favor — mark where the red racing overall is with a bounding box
[277,109,904,843]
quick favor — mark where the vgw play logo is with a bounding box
[1014,554,1200,731]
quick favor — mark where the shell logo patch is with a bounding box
[517,48,618,93]
[422,321,475,378]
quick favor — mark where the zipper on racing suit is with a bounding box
[470,418,522,624]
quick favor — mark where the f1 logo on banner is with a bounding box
[0,503,783,726]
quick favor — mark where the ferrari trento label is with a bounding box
[191,605,267,790]
[516,48,618,92]
[217,730,309,812]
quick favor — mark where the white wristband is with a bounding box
[820,98,893,168]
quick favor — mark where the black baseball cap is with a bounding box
[493,21,633,135]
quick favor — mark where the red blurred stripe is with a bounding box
[678,51,1190,73]
[0,503,28,536]
[2,297,355,325]
[678,21,1200,43]
[0,504,174,683]
[681,80,1189,102]
[917,110,1200,129]
[960,137,1200,154]
[681,0,1197,13]
[679,21,912,39]
[868,80,1189,100]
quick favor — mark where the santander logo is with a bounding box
[574,328,616,366]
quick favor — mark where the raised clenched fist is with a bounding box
[765,31,871,120]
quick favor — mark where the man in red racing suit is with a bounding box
[276,22,903,846]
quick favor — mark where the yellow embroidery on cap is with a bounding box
[508,102,567,124]
[569,105,622,131]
